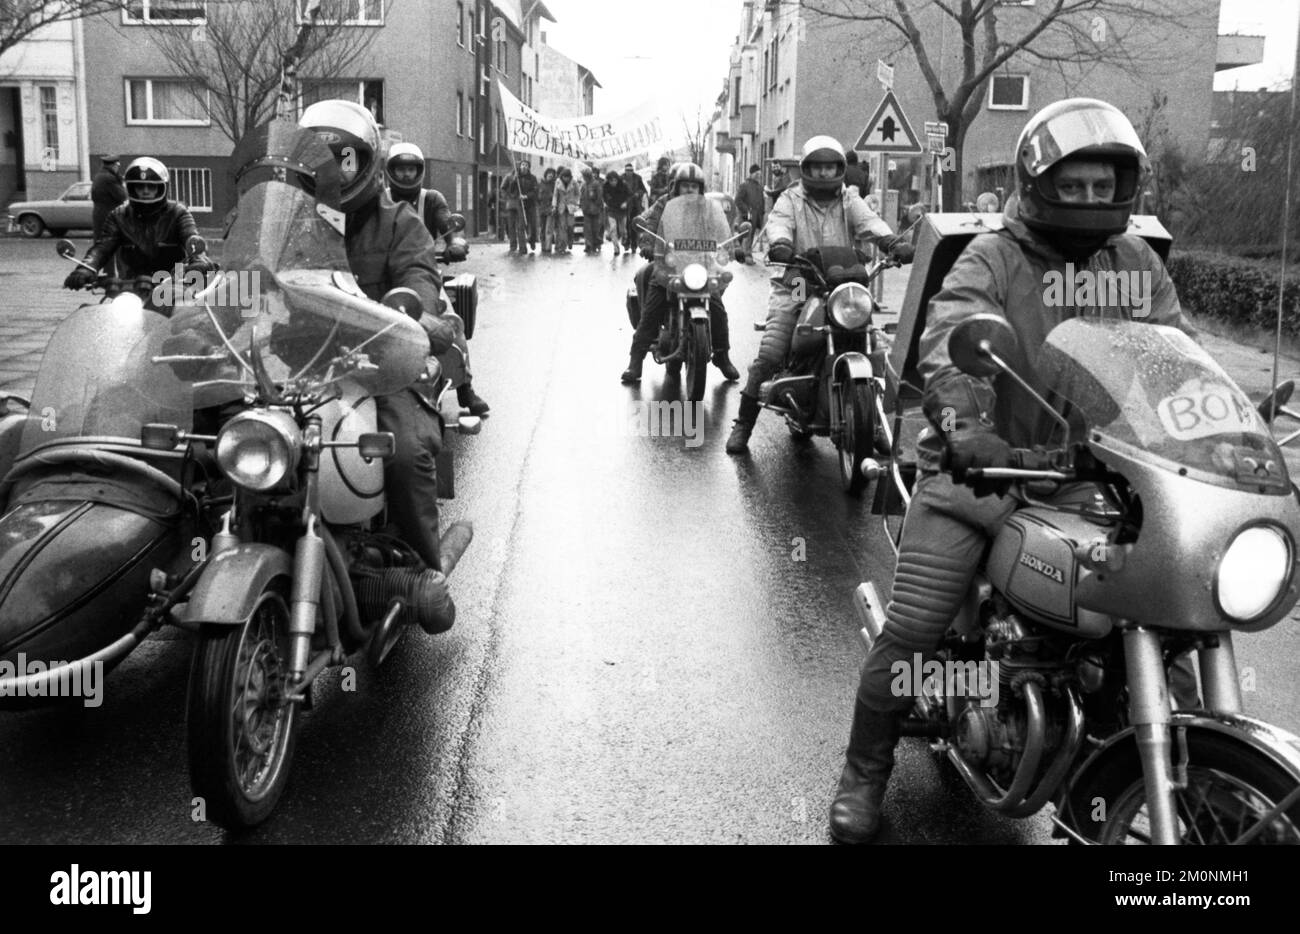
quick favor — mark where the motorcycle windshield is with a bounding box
[166,121,429,407]
[18,301,192,455]
[655,194,732,277]
[1041,318,1288,486]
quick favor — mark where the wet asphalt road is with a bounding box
[1,236,1298,844]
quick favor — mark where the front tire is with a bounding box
[837,378,877,496]
[684,317,710,403]
[1070,729,1300,844]
[187,582,299,830]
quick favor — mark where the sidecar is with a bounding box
[0,301,200,708]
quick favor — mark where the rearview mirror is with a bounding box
[358,432,396,461]
[948,314,1017,378]
[186,234,207,259]
[55,239,76,259]
[735,221,753,236]
[448,213,466,233]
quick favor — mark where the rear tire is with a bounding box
[837,378,877,496]
[684,318,710,403]
[1069,729,1300,844]
[186,581,299,830]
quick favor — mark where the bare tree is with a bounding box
[0,1,127,65]
[679,105,714,169]
[128,0,389,145]
[801,0,1206,204]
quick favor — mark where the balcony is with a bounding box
[1216,34,1265,72]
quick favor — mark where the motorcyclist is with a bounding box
[64,156,217,294]
[386,141,491,417]
[649,156,673,202]
[619,163,740,384]
[300,100,459,629]
[725,136,913,454]
[827,98,1200,844]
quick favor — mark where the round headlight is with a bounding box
[827,282,874,330]
[683,263,709,291]
[216,410,301,491]
[1216,525,1292,621]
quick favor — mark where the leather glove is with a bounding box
[924,374,1014,498]
[64,267,95,290]
[877,235,915,264]
[640,247,655,261]
[185,255,218,275]
[767,239,795,264]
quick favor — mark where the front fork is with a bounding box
[288,418,325,683]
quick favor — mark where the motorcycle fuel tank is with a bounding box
[986,497,1114,637]
[791,297,826,356]
[0,497,179,667]
[317,381,384,525]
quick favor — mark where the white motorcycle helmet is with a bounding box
[799,135,847,201]
[386,141,426,194]
[299,99,383,214]
[123,157,170,216]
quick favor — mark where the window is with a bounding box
[496,32,508,74]
[469,97,476,139]
[63,182,92,200]
[299,78,383,124]
[456,1,465,46]
[732,76,741,117]
[456,92,465,136]
[988,74,1029,110]
[297,0,384,26]
[125,78,208,125]
[169,166,213,212]
[123,1,206,24]
[39,86,58,161]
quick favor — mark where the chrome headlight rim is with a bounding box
[827,282,874,330]
[1213,522,1295,624]
[682,262,709,291]
[215,409,301,492]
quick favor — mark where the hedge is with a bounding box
[1166,249,1300,338]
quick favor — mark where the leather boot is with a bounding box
[457,383,491,417]
[712,351,740,381]
[828,700,902,844]
[620,354,643,383]
[725,392,760,454]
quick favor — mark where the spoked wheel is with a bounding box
[836,377,877,495]
[1072,729,1300,844]
[187,582,299,830]
[684,318,710,403]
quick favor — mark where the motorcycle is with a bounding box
[632,195,749,401]
[0,245,220,709]
[854,313,1300,844]
[147,120,482,829]
[758,248,899,495]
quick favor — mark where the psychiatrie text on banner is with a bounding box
[498,81,666,164]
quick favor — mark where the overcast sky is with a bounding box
[536,0,1297,124]
[1216,0,1300,90]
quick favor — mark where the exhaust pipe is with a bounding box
[853,582,888,651]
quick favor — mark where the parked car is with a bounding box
[7,181,94,238]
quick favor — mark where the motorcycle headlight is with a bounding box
[216,409,301,492]
[683,263,708,291]
[827,282,874,330]
[1216,525,1293,622]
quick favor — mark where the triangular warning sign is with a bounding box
[854,91,922,154]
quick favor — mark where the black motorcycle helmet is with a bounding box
[1014,98,1151,254]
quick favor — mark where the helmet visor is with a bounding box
[1019,105,1145,179]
